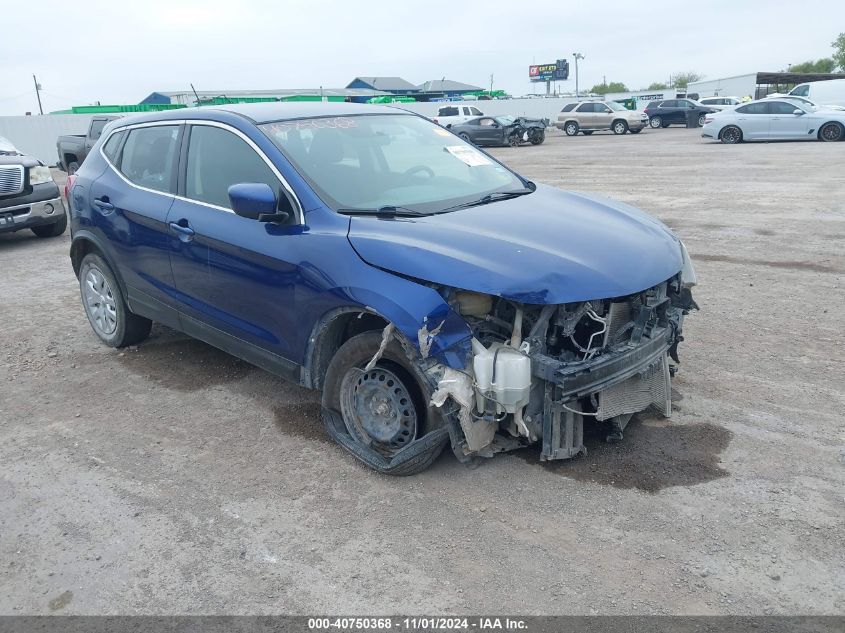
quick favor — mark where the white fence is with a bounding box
[0,115,98,165]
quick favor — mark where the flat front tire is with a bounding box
[322,331,447,475]
[78,253,152,347]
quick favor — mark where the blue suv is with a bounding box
[69,103,697,475]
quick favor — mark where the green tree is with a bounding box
[830,32,845,71]
[671,72,703,89]
[589,81,628,95]
[790,58,836,73]
[647,82,668,90]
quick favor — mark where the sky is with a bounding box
[1,0,843,115]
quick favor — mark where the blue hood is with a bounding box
[347,185,683,305]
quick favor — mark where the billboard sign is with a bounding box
[529,59,570,82]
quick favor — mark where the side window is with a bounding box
[660,100,676,108]
[598,104,612,113]
[576,103,593,112]
[118,126,179,193]
[90,118,109,140]
[186,125,281,210]
[561,103,577,112]
[102,130,125,162]
[769,101,799,114]
[478,118,496,127]
[736,103,768,114]
[791,85,809,97]
[470,107,483,115]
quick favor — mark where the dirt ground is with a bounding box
[1,128,843,615]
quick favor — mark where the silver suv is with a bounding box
[556,101,649,136]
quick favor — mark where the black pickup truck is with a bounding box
[1,135,66,238]
[56,116,118,173]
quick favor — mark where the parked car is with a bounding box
[701,98,845,143]
[789,78,845,108]
[69,103,697,475]
[57,116,118,173]
[699,96,741,111]
[764,93,845,111]
[555,101,649,135]
[450,115,546,146]
[644,99,717,128]
[0,135,66,238]
[433,104,484,127]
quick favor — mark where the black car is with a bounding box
[450,116,546,146]
[644,99,716,129]
[0,135,66,238]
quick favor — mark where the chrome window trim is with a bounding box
[98,119,304,223]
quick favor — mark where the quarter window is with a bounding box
[102,131,125,162]
[561,103,577,112]
[118,126,180,193]
[186,125,281,210]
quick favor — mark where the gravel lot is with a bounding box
[1,127,843,615]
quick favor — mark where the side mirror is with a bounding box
[228,183,289,223]
[793,109,804,116]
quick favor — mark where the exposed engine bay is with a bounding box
[428,274,698,462]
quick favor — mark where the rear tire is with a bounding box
[564,121,579,136]
[31,210,67,238]
[322,331,447,475]
[719,125,743,144]
[819,121,844,142]
[649,116,662,129]
[78,253,152,348]
[459,132,472,144]
[612,120,629,135]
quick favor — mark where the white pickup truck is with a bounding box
[433,104,485,128]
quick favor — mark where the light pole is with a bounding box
[572,53,584,96]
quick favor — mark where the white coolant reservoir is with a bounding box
[472,340,532,415]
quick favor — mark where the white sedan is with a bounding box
[701,99,845,143]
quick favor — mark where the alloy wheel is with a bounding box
[820,122,843,142]
[83,267,118,336]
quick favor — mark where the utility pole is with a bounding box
[489,73,494,94]
[32,74,43,115]
[573,53,585,97]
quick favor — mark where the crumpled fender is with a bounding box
[340,282,473,368]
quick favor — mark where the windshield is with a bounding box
[260,114,525,214]
[495,115,515,125]
[0,135,18,154]
[607,102,627,112]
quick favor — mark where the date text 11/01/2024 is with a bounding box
[308,617,529,630]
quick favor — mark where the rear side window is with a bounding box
[660,100,677,108]
[102,131,125,162]
[470,107,483,115]
[438,106,459,117]
[118,126,180,193]
[186,125,280,210]
[736,103,768,114]
[576,103,594,112]
[561,103,577,112]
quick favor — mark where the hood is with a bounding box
[0,153,40,168]
[347,184,683,304]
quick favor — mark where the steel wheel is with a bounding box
[83,266,118,336]
[819,122,843,142]
[340,364,419,455]
[720,125,742,144]
[649,116,661,128]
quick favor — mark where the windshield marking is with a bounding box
[445,145,492,167]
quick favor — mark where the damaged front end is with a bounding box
[428,271,698,463]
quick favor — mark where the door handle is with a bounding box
[169,221,195,237]
[93,197,114,212]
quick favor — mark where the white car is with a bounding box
[764,93,845,111]
[699,96,741,111]
[433,104,484,127]
[701,98,845,143]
